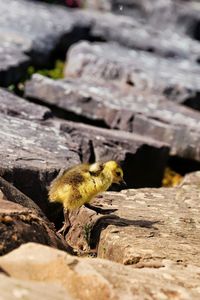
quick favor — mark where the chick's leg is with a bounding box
[57,208,71,235]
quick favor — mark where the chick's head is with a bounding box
[103,161,124,184]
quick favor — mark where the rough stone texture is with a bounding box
[1,0,200,87]
[84,0,200,39]
[60,120,169,188]
[65,41,200,103]
[0,176,45,219]
[0,113,80,211]
[0,274,73,300]
[85,0,172,17]
[0,197,72,255]
[25,74,200,161]
[0,88,51,121]
[0,0,90,86]
[0,243,200,300]
[66,171,200,267]
[76,8,200,62]
[0,38,30,87]
[0,0,88,66]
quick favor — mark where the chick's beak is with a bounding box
[116,177,126,187]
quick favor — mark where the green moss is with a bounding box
[8,59,65,96]
[28,60,64,80]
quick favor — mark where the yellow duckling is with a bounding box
[49,160,125,233]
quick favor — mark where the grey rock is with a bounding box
[60,120,169,188]
[0,88,51,121]
[0,37,30,87]
[0,0,89,86]
[65,41,200,99]
[25,74,200,161]
[0,0,75,65]
[0,113,80,210]
[75,8,200,61]
[1,0,200,88]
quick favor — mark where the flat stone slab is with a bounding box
[0,88,51,121]
[0,0,76,65]
[59,120,169,188]
[0,0,89,86]
[65,41,200,104]
[1,0,200,88]
[0,243,200,300]
[67,171,200,268]
[0,113,80,210]
[76,8,200,62]
[25,74,200,161]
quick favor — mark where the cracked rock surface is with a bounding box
[65,172,200,268]
[0,184,72,256]
[25,74,200,161]
[0,113,80,210]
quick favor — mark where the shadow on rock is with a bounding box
[89,214,160,249]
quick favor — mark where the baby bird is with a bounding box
[48,160,124,234]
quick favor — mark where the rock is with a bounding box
[0,88,51,121]
[0,197,72,255]
[75,8,200,61]
[0,0,86,66]
[0,113,80,211]
[84,0,200,41]
[66,171,200,267]
[25,74,200,161]
[0,273,73,300]
[1,0,199,88]
[0,0,90,86]
[0,39,30,87]
[132,114,200,161]
[0,243,200,299]
[60,120,169,188]
[85,0,172,17]
[65,41,200,103]
[0,176,45,218]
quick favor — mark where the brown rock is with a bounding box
[0,242,200,299]
[0,273,73,300]
[0,198,72,255]
[0,176,45,218]
[64,171,200,267]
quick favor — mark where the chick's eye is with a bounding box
[116,171,121,176]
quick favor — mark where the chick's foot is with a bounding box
[57,209,71,236]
